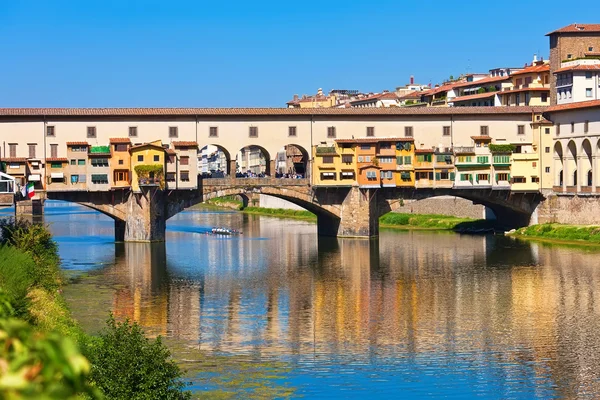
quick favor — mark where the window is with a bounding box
[458,156,472,163]
[114,144,128,152]
[180,171,190,181]
[137,155,143,162]
[517,125,525,135]
[545,147,550,153]
[586,72,593,79]
[327,126,336,138]
[515,93,521,106]
[379,157,394,163]
[78,159,85,166]
[50,144,58,158]
[404,156,411,164]
[545,127,550,134]
[71,145,87,152]
[87,127,96,138]
[476,156,488,164]
[8,144,16,158]
[209,127,218,137]
[70,175,79,184]
[46,126,55,137]
[357,156,364,162]
[400,172,411,181]
[365,156,371,162]
[169,126,178,138]
[380,171,393,179]
[571,122,575,133]
[476,173,489,183]
[589,46,595,52]
[585,120,589,133]
[340,171,355,180]
[416,171,433,180]
[442,126,451,136]
[153,155,160,162]
[416,154,432,162]
[493,155,510,164]
[557,124,560,135]
[166,172,176,182]
[320,172,336,180]
[404,126,413,137]
[115,171,128,182]
[247,126,258,137]
[342,155,353,163]
[567,54,572,59]
[360,144,371,150]
[28,144,36,159]
[512,176,526,183]
[118,159,124,165]
[437,172,450,180]
[379,143,391,150]
[366,127,375,137]
[532,161,537,167]
[50,162,62,168]
[532,176,540,183]
[545,167,550,173]
[480,126,489,136]
[129,127,137,137]
[91,174,109,184]
[541,93,548,103]
[288,126,297,137]
[496,173,509,182]
[586,88,593,98]
[180,156,189,165]
[91,158,109,167]
[460,173,472,182]
[322,156,334,164]
[168,155,175,163]
[365,171,377,180]
[435,154,446,162]
[70,159,76,165]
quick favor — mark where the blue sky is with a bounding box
[0,1,596,107]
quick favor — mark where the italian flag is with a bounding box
[26,182,35,199]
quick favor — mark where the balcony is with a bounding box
[454,146,475,154]
[316,146,336,155]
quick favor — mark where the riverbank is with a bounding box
[380,213,494,232]
[508,223,600,246]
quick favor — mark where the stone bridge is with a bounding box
[13,178,543,242]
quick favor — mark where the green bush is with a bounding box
[83,315,191,400]
[0,246,36,317]
[0,220,62,292]
[489,144,516,153]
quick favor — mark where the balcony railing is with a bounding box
[454,146,475,154]
[316,146,336,154]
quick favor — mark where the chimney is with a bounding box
[410,75,414,85]
[293,94,298,101]
[533,54,538,63]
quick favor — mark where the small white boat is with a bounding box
[210,227,242,236]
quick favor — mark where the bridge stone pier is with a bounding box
[13,179,542,241]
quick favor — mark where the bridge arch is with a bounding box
[582,139,593,187]
[198,144,232,176]
[567,140,577,186]
[554,141,563,187]
[275,144,310,178]
[235,145,273,176]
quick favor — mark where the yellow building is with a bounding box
[500,61,550,107]
[287,89,337,108]
[312,141,356,186]
[394,139,415,186]
[130,140,167,192]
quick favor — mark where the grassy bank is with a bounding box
[510,223,600,245]
[0,220,191,399]
[243,206,317,221]
[379,213,491,231]
[205,196,244,210]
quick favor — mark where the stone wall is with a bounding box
[257,194,304,210]
[0,193,13,207]
[392,196,488,219]
[535,193,600,225]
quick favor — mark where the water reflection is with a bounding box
[54,205,600,398]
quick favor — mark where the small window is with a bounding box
[567,54,572,59]
[28,144,36,159]
[46,126,55,137]
[166,172,176,182]
[585,120,589,133]
[249,126,258,138]
[137,155,143,162]
[366,127,375,137]
[541,93,548,103]
[91,174,109,184]
[327,126,336,138]
[180,171,190,182]
[571,122,575,133]
[545,147,550,153]
[288,126,297,137]
[114,144,128,152]
[70,159,76,165]
[87,127,96,138]
[169,126,178,138]
[322,156,334,164]
[532,176,540,183]
[129,127,138,137]
[50,144,58,158]
[557,124,561,135]
[545,167,550,173]
[512,176,526,183]
[586,88,593,97]
[545,127,550,134]
[404,126,413,137]
[78,159,85,166]
[70,175,79,184]
[180,156,189,165]
[585,72,593,79]
[50,162,62,169]
[480,126,489,136]
[118,159,124,165]
[153,155,160,162]
[342,155,353,163]
[517,125,525,135]
[443,126,450,136]
[209,127,218,137]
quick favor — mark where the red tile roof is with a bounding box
[350,92,399,105]
[129,143,166,151]
[1,158,27,162]
[172,141,198,148]
[451,92,497,103]
[554,64,600,73]
[398,91,422,100]
[452,75,510,89]
[46,157,68,162]
[109,137,131,143]
[166,149,177,155]
[66,141,89,146]
[421,81,463,96]
[546,24,600,35]
[546,99,600,112]
[510,63,550,76]
[0,107,546,116]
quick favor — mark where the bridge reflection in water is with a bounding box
[61,224,600,398]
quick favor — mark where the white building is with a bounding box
[555,59,600,104]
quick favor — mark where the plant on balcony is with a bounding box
[90,145,110,154]
[489,144,516,153]
[316,146,336,154]
[134,164,165,189]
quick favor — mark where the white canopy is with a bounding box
[50,172,64,179]
[28,174,41,181]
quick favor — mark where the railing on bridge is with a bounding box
[200,177,309,186]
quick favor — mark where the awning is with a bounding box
[28,174,41,182]
[50,172,64,179]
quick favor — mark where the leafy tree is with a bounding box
[84,315,191,400]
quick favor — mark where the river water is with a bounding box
[2,201,600,399]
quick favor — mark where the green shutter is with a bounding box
[435,172,441,180]
[495,173,499,182]
[404,156,411,164]
[396,156,403,165]
[450,172,455,180]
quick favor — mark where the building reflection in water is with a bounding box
[101,223,600,398]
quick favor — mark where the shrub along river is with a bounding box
[2,201,600,399]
